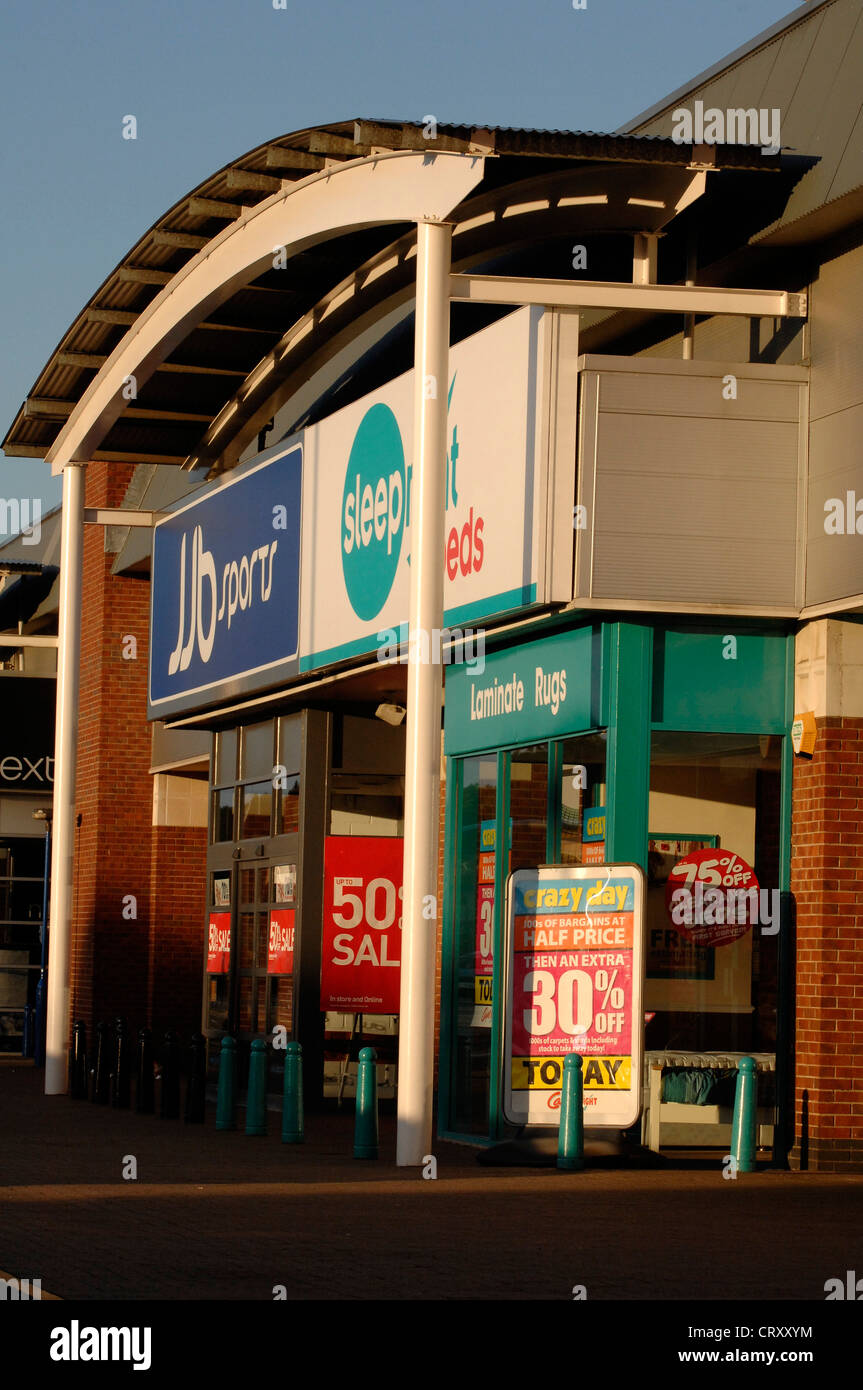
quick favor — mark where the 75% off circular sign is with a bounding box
[664,848,759,946]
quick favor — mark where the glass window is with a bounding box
[240,782,272,840]
[509,743,550,871]
[206,974,229,1035]
[0,835,44,1049]
[212,788,234,843]
[278,715,302,775]
[450,756,498,1135]
[277,773,301,835]
[646,731,780,1057]
[215,729,237,785]
[242,720,275,781]
[556,733,608,865]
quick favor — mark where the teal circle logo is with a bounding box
[341,403,405,620]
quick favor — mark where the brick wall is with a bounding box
[149,826,207,1037]
[69,463,207,1054]
[790,716,863,1171]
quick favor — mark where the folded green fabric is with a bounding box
[660,1066,776,1107]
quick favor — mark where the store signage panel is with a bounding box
[320,837,403,1012]
[267,909,296,974]
[472,817,512,1029]
[206,912,231,974]
[444,626,595,757]
[504,864,645,1129]
[148,444,302,718]
[0,676,55,790]
[300,307,573,673]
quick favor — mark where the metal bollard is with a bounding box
[216,1036,237,1131]
[21,1004,34,1060]
[557,1053,585,1171]
[731,1055,758,1174]
[70,1021,88,1100]
[281,1041,304,1144]
[353,1046,379,1159]
[160,1030,181,1119]
[111,1017,131,1109]
[245,1038,268,1136]
[136,1028,155,1114]
[92,1021,110,1104]
[185,1034,207,1124]
[34,971,47,1068]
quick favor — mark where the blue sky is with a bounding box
[0,0,799,515]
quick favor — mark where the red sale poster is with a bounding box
[207,911,231,974]
[504,866,645,1129]
[267,909,295,974]
[320,837,403,1012]
[475,881,494,977]
[665,848,758,947]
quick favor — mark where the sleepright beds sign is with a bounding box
[149,444,302,717]
[300,305,577,671]
[504,864,645,1129]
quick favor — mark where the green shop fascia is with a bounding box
[438,616,794,1146]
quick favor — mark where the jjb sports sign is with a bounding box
[148,307,577,717]
[149,444,302,717]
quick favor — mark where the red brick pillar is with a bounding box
[71,462,154,1037]
[790,716,863,1172]
[148,824,207,1038]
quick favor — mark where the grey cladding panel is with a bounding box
[806,405,863,605]
[592,536,796,606]
[576,360,804,610]
[810,245,863,425]
[599,372,800,422]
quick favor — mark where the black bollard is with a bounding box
[160,1030,181,1119]
[70,1021,88,1099]
[111,1017,131,1109]
[136,1028,155,1114]
[92,1021,110,1104]
[21,1004,34,1059]
[184,1033,207,1124]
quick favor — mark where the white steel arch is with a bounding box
[46,150,485,474]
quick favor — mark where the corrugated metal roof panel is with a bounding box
[624,0,863,241]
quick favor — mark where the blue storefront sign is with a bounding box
[148,443,302,718]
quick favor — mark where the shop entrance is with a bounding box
[202,703,406,1102]
[204,852,298,1089]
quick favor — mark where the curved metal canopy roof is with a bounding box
[3,118,789,479]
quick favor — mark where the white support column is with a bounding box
[633,232,658,286]
[396,219,452,1166]
[683,235,697,361]
[45,462,86,1095]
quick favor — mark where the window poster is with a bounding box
[645,834,754,1015]
[273,864,296,904]
[213,873,231,908]
[504,864,645,1129]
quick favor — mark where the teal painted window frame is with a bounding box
[438,620,796,1149]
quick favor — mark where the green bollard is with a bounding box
[245,1038,268,1136]
[216,1035,237,1132]
[353,1046,379,1159]
[557,1053,585,1171]
[731,1055,758,1173]
[282,1041,304,1144]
